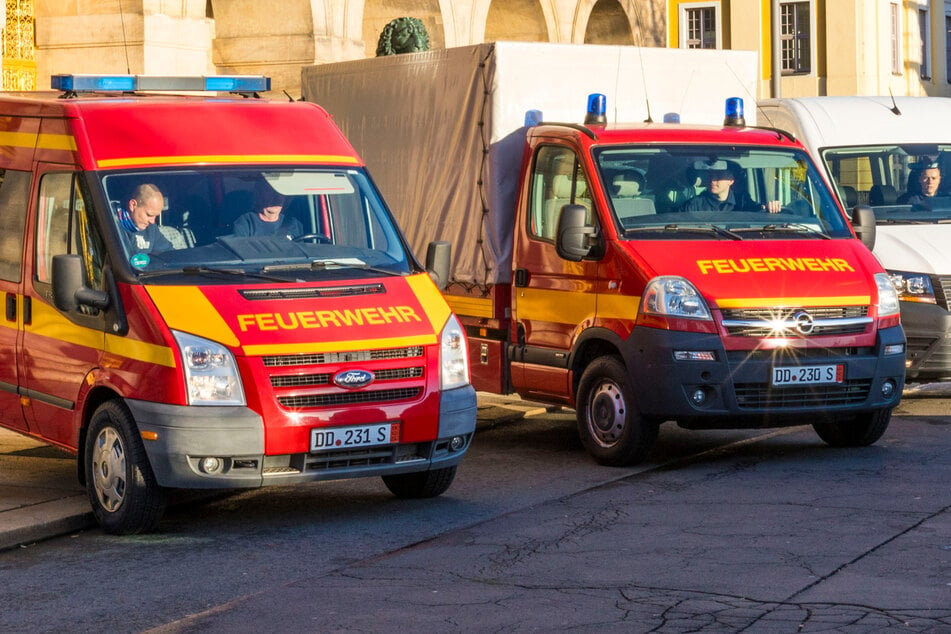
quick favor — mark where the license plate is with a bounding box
[772,364,844,386]
[310,423,399,452]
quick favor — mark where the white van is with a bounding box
[758,96,951,382]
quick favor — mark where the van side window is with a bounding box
[529,146,591,241]
[0,169,31,282]
[35,173,104,291]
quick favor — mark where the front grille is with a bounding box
[935,275,951,310]
[262,346,424,367]
[721,306,870,337]
[270,366,423,388]
[278,387,421,408]
[241,284,385,300]
[735,379,871,409]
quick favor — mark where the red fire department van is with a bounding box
[0,74,475,534]
[302,43,907,468]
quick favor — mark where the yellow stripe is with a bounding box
[716,296,871,309]
[517,287,596,324]
[29,301,175,367]
[243,334,437,356]
[36,133,78,151]
[444,295,494,319]
[0,131,77,151]
[105,332,177,367]
[146,286,240,347]
[597,293,639,320]
[97,154,361,168]
[406,274,452,331]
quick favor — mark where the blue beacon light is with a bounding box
[724,97,746,126]
[585,93,607,125]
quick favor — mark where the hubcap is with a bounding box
[587,381,626,447]
[91,426,127,512]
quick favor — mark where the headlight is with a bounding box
[641,276,712,320]
[887,270,935,303]
[173,330,246,406]
[875,272,902,317]
[440,314,470,390]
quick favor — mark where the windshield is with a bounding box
[594,144,851,239]
[100,167,413,281]
[821,144,951,224]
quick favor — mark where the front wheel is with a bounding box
[382,466,456,498]
[576,356,657,466]
[85,401,167,534]
[813,408,892,447]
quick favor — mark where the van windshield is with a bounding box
[821,144,951,223]
[594,145,852,239]
[100,167,413,281]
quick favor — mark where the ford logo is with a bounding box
[334,369,375,389]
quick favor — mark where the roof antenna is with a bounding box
[117,0,132,74]
[629,2,653,123]
[888,87,902,115]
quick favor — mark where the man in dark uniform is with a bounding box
[118,183,173,255]
[682,160,781,213]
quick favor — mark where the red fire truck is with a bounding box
[0,74,475,534]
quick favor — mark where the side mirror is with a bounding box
[425,240,451,290]
[851,205,876,251]
[52,254,110,312]
[555,204,595,261]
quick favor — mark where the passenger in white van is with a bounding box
[898,162,942,209]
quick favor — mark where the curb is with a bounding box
[0,495,93,551]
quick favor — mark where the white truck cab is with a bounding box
[759,96,951,382]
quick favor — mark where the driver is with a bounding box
[682,161,782,213]
[231,180,303,239]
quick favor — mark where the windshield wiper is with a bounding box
[652,223,744,240]
[262,258,403,277]
[760,223,831,239]
[180,266,297,283]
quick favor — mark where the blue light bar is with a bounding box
[51,74,271,93]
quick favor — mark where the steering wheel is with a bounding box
[293,233,331,244]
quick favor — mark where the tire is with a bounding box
[382,466,456,499]
[576,356,658,466]
[813,408,892,447]
[85,401,167,535]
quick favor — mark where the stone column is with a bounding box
[211,0,365,99]
[35,0,214,88]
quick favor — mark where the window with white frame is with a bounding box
[891,2,903,75]
[919,6,931,79]
[680,3,720,49]
[780,1,811,74]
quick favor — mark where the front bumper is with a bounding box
[900,301,951,381]
[625,325,906,428]
[131,384,477,489]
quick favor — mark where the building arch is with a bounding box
[573,0,665,47]
[582,0,633,45]
[481,0,553,43]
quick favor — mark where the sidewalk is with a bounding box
[0,389,944,552]
[0,393,558,551]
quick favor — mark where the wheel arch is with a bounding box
[569,326,626,405]
[76,385,123,486]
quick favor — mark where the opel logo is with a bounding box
[334,369,375,389]
[792,310,815,335]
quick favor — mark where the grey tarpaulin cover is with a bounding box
[301,42,758,290]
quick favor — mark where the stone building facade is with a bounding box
[3,1,949,99]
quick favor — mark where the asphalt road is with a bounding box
[0,396,949,633]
